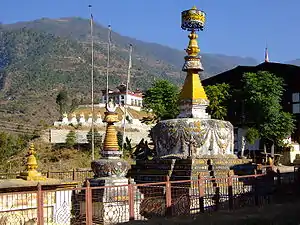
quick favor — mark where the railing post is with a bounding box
[254,175,259,206]
[197,174,205,213]
[37,183,44,225]
[165,175,172,216]
[46,171,50,178]
[277,170,281,186]
[227,174,234,210]
[72,168,76,181]
[85,180,93,225]
[128,178,135,220]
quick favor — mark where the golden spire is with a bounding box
[102,101,122,157]
[178,6,209,118]
[179,31,208,103]
[18,143,46,181]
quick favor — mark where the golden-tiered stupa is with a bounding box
[18,143,46,181]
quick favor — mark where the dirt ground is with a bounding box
[120,201,300,225]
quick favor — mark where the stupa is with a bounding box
[90,99,130,185]
[151,6,234,159]
[79,99,144,224]
[128,7,253,217]
[131,6,250,185]
[18,143,46,181]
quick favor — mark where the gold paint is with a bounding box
[179,28,208,102]
[103,112,119,151]
[186,31,200,57]
[18,143,46,181]
[180,71,208,101]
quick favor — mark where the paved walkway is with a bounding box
[276,165,294,173]
[121,201,300,225]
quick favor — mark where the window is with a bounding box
[293,104,300,114]
[292,93,300,114]
[293,93,300,103]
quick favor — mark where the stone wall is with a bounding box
[49,129,150,145]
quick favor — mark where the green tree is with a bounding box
[65,130,76,148]
[123,137,135,159]
[56,90,69,115]
[204,83,231,120]
[69,98,80,113]
[243,71,295,156]
[86,128,102,148]
[0,132,31,163]
[117,131,124,150]
[143,79,180,120]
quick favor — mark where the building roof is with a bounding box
[202,62,300,87]
[101,84,143,97]
[72,106,149,120]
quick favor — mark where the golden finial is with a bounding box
[186,31,200,57]
[192,6,197,10]
[102,110,120,153]
[18,143,46,181]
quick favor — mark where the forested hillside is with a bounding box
[0,17,258,127]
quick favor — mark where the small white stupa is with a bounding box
[62,113,69,125]
[70,113,78,125]
[87,113,93,124]
[79,113,86,124]
[95,113,103,124]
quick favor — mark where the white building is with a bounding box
[101,84,143,108]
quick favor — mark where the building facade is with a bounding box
[202,61,300,153]
[101,84,143,107]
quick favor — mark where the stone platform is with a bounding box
[129,157,252,184]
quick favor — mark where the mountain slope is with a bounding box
[4,17,258,78]
[0,17,258,126]
[286,59,300,67]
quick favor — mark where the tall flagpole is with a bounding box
[122,44,133,151]
[106,25,112,105]
[89,5,95,160]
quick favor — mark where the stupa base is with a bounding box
[17,170,46,181]
[151,118,234,159]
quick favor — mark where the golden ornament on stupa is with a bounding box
[102,100,121,156]
[178,6,209,118]
[18,143,46,181]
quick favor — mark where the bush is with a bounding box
[65,130,76,148]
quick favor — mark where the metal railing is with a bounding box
[0,169,93,183]
[0,170,298,225]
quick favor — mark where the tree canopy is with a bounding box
[143,79,180,120]
[242,71,295,146]
[204,83,231,120]
[65,130,76,148]
[86,128,102,148]
[56,90,69,115]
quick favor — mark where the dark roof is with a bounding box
[202,62,300,87]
